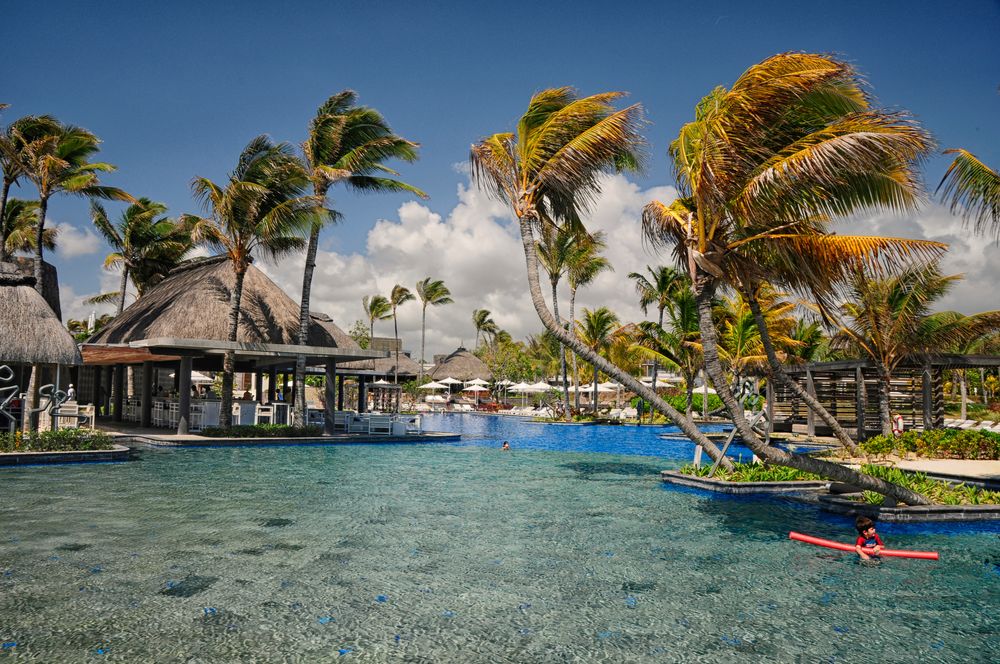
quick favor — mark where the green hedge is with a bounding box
[860,429,1000,460]
[200,424,324,438]
[679,462,821,482]
[0,429,115,453]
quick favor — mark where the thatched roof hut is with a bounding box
[89,256,352,348]
[341,351,422,378]
[429,347,491,381]
[0,261,81,365]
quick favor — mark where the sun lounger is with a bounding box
[368,414,393,435]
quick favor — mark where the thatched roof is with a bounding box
[88,256,352,348]
[0,262,81,365]
[12,256,62,320]
[429,347,491,381]
[341,349,422,377]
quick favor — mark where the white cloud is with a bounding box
[837,203,1000,314]
[59,270,121,323]
[258,173,682,360]
[53,222,101,258]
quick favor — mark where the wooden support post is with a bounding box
[140,361,153,428]
[358,377,367,413]
[337,375,344,410]
[177,356,192,435]
[324,361,336,436]
[922,364,933,431]
[855,366,867,442]
[805,368,816,437]
[112,364,124,422]
[267,368,276,403]
[254,366,263,404]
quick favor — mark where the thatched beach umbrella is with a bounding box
[0,262,81,366]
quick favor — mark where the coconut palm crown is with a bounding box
[415,277,453,383]
[292,91,426,424]
[182,135,314,427]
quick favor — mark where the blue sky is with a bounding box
[4,1,999,353]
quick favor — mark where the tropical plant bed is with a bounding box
[860,429,1000,460]
[662,463,830,494]
[0,429,116,453]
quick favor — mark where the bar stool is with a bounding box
[190,404,204,433]
[232,404,242,426]
[152,400,165,427]
[167,402,179,428]
[255,404,274,425]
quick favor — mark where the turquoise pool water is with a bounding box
[0,415,997,662]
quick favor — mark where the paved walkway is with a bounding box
[891,459,1000,482]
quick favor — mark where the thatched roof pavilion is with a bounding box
[89,256,354,348]
[81,255,383,433]
[0,262,81,366]
[429,347,491,381]
[11,257,62,320]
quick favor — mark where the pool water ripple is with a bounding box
[0,414,997,661]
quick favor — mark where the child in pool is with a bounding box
[501,441,511,451]
[854,516,883,560]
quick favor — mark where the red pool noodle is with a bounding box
[789,531,939,560]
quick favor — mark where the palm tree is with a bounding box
[833,263,1000,433]
[1,198,57,256]
[388,284,415,387]
[363,294,392,344]
[89,199,191,315]
[292,91,426,426]
[470,86,734,469]
[577,307,619,412]
[640,53,952,502]
[628,265,686,421]
[0,115,60,261]
[16,119,132,294]
[183,136,313,427]
[938,149,999,241]
[567,231,611,410]
[536,223,576,418]
[472,308,498,348]
[415,277,453,383]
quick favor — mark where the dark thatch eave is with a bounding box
[429,347,490,381]
[0,261,81,365]
[87,256,347,348]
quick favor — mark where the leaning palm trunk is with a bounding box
[746,295,860,455]
[220,268,247,428]
[650,308,663,424]
[695,279,931,505]
[518,215,734,469]
[569,287,580,411]
[292,223,322,427]
[419,306,427,384]
[551,280,570,420]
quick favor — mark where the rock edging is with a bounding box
[817,493,1000,522]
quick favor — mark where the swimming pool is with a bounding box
[1,414,997,661]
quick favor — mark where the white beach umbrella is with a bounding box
[372,378,392,385]
[438,377,462,385]
[465,378,489,386]
[527,381,555,392]
[169,370,213,384]
[495,379,515,386]
[463,384,490,392]
[419,381,449,390]
[508,382,532,392]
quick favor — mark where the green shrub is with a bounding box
[200,424,324,438]
[0,429,115,453]
[859,428,1000,460]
